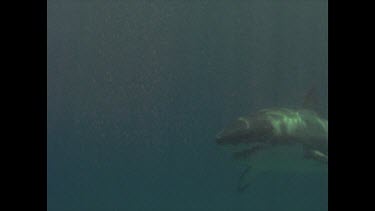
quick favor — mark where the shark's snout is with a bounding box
[216,118,252,145]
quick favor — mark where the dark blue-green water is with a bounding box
[48,1,327,210]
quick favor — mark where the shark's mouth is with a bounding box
[232,144,269,160]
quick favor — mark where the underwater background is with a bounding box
[47,0,328,211]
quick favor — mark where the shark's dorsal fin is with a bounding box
[302,87,320,113]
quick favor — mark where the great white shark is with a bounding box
[216,102,328,191]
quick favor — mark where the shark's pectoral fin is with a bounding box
[237,166,272,193]
[311,150,328,163]
[237,165,252,192]
[303,146,328,164]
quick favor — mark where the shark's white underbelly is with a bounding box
[241,145,327,174]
